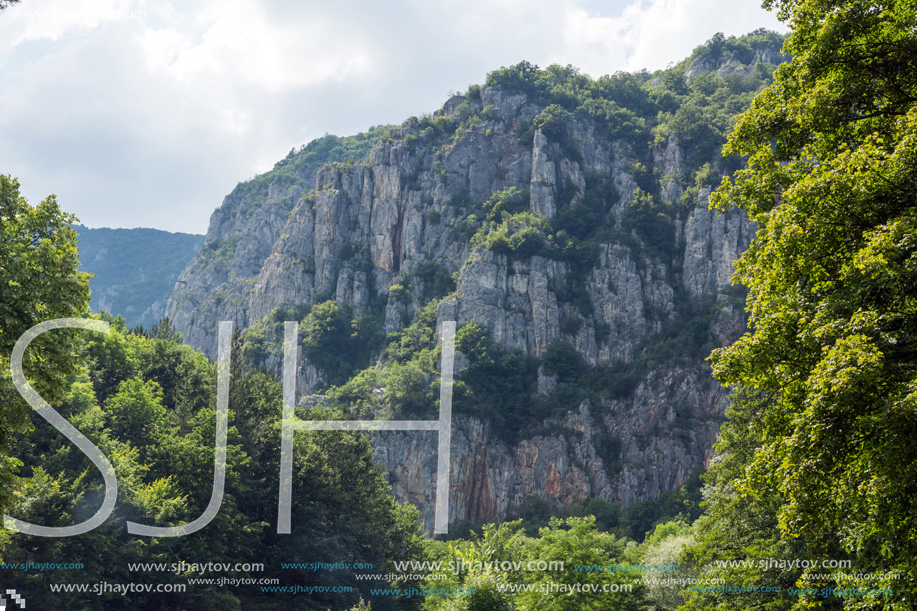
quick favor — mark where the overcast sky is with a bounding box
[0,0,785,234]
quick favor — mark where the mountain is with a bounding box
[166,30,788,530]
[74,225,204,329]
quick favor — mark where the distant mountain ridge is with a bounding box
[74,225,204,329]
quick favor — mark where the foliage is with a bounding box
[578,98,646,140]
[301,300,355,384]
[423,518,644,611]
[539,338,588,410]
[481,187,528,221]
[385,300,439,365]
[238,298,387,390]
[503,495,558,536]
[619,189,676,258]
[689,30,783,69]
[519,517,645,611]
[2,318,425,609]
[398,261,457,304]
[533,104,572,141]
[452,322,539,442]
[681,390,810,611]
[503,495,623,539]
[103,377,169,450]
[555,175,615,240]
[481,212,551,259]
[686,2,917,608]
[637,522,694,611]
[0,175,91,519]
[666,102,722,166]
[501,469,702,546]
[692,163,720,191]
[327,300,440,419]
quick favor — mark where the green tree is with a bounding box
[4,319,426,609]
[637,522,694,611]
[668,102,722,164]
[0,176,91,517]
[301,300,355,385]
[533,104,572,140]
[518,516,645,611]
[689,1,917,607]
[442,572,516,611]
[620,188,675,257]
[453,322,539,442]
[103,377,168,449]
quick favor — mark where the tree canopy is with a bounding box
[686,1,917,608]
[0,176,91,516]
[3,317,426,609]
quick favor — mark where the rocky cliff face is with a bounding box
[166,44,777,528]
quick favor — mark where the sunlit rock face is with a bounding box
[167,59,766,528]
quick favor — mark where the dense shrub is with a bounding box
[453,322,540,442]
[620,189,676,258]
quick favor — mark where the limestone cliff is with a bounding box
[166,34,783,529]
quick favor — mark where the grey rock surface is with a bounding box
[166,76,759,530]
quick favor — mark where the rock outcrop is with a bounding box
[166,46,780,528]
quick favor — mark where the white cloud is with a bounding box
[133,0,375,93]
[0,0,787,233]
[559,0,784,77]
[0,0,143,46]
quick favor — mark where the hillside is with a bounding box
[166,30,788,530]
[74,225,204,329]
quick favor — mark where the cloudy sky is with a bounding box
[0,0,784,234]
